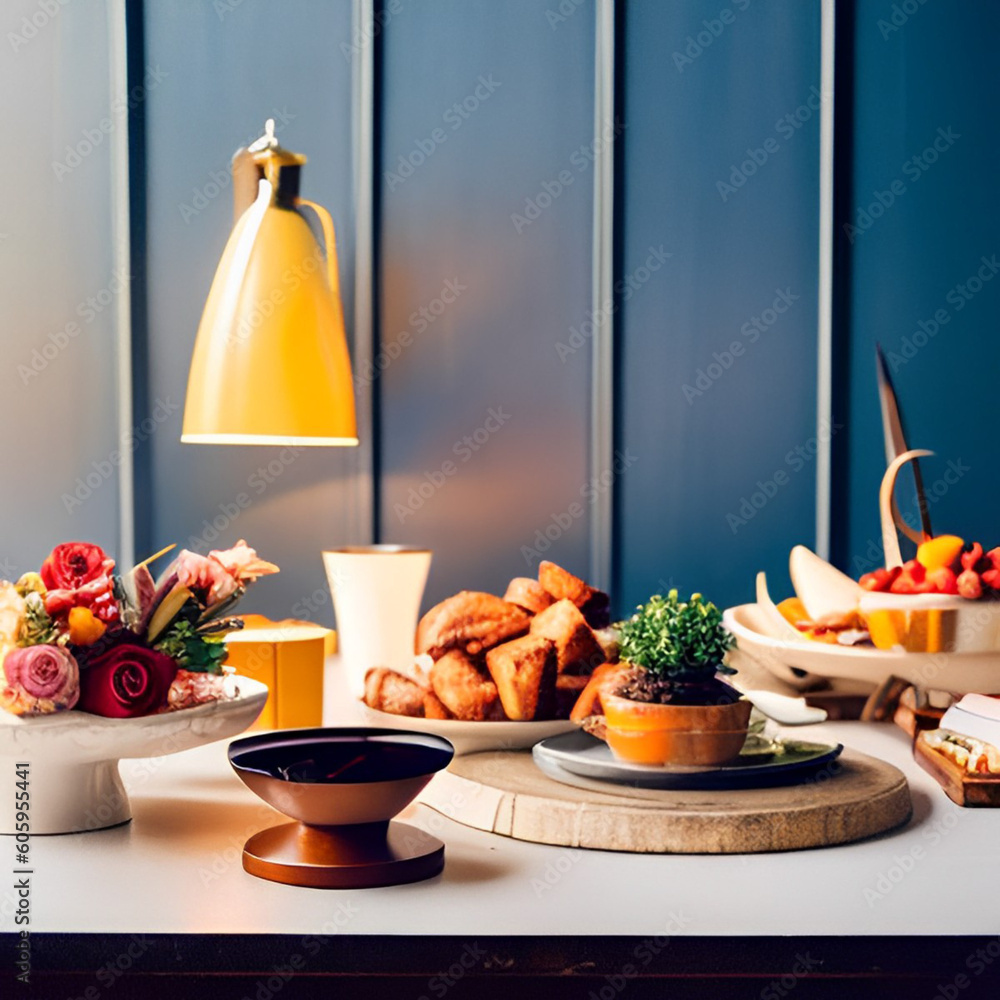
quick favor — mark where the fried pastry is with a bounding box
[423,690,453,720]
[431,650,502,721]
[363,667,427,717]
[503,577,555,615]
[485,634,557,721]
[538,561,610,628]
[416,591,531,659]
[529,599,604,674]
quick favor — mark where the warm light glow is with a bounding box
[180,433,359,447]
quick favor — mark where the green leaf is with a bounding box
[154,620,228,674]
[617,590,735,680]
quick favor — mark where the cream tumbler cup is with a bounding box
[322,546,432,699]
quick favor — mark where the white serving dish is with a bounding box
[858,592,1000,653]
[724,604,1000,695]
[359,704,574,756]
[0,677,267,835]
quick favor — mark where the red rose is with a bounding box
[41,542,119,624]
[41,542,113,590]
[77,643,178,718]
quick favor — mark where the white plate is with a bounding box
[0,677,268,834]
[359,704,574,756]
[724,604,1000,695]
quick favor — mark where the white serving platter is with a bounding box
[0,677,268,834]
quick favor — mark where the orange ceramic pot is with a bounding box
[602,692,752,767]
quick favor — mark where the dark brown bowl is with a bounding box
[228,727,454,826]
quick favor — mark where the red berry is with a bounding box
[860,568,897,592]
[926,567,959,595]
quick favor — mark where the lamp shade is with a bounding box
[182,126,357,447]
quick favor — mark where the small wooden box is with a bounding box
[914,733,1000,807]
[225,617,334,731]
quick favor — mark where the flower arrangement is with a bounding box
[0,540,278,719]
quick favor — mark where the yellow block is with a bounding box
[225,617,333,730]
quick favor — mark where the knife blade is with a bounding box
[876,344,932,540]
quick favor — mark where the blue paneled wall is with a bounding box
[834,0,1000,577]
[378,0,597,608]
[615,0,822,614]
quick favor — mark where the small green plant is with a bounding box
[618,590,735,680]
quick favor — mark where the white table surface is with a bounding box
[15,711,1000,938]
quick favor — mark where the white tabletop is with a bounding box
[19,716,1000,938]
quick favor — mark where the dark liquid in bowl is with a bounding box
[235,739,452,784]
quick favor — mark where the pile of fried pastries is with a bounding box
[363,561,617,721]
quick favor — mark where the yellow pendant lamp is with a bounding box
[182,120,358,446]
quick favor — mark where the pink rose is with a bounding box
[174,550,239,604]
[208,541,279,585]
[77,643,177,718]
[1,645,80,716]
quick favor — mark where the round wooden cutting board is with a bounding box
[419,748,911,854]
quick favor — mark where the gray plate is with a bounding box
[533,730,843,790]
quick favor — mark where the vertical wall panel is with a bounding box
[836,0,1000,576]
[378,0,596,608]
[616,0,822,614]
[0,2,122,573]
[143,0,362,623]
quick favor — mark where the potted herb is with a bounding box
[601,591,750,766]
